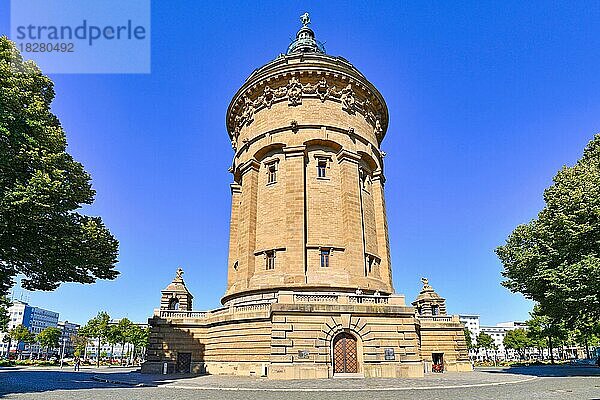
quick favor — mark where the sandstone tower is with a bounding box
[144,14,471,379]
[223,13,392,305]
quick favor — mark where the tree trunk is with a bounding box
[120,342,126,365]
[548,335,555,364]
[585,337,590,359]
[5,337,11,359]
[110,344,114,364]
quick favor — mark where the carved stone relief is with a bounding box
[230,75,385,139]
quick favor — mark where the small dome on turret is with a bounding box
[286,13,326,54]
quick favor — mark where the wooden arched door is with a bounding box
[333,332,358,373]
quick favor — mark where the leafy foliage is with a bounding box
[496,134,600,323]
[476,332,495,350]
[0,296,10,332]
[80,311,110,341]
[0,36,119,295]
[464,327,474,350]
[526,305,568,363]
[9,324,35,356]
[503,328,529,357]
[70,334,88,357]
[36,326,61,351]
[80,311,111,367]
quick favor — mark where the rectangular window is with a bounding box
[317,160,327,178]
[367,257,374,275]
[266,251,275,270]
[320,249,330,268]
[267,164,277,184]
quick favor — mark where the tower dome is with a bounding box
[286,13,326,54]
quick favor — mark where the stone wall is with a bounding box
[417,315,472,372]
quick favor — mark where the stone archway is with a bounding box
[333,332,358,374]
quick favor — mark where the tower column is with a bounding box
[283,145,307,284]
[237,159,259,291]
[226,183,242,293]
[372,171,393,292]
[336,149,366,283]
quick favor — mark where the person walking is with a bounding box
[74,356,81,372]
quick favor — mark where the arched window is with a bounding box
[168,298,180,310]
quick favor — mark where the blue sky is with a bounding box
[1,1,599,326]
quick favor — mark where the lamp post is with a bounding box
[59,337,66,368]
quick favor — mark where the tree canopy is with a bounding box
[496,134,600,323]
[476,332,494,350]
[464,327,474,350]
[80,311,110,341]
[80,311,111,367]
[9,324,35,346]
[0,296,10,332]
[503,328,529,356]
[36,326,61,351]
[0,36,119,295]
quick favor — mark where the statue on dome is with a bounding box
[300,12,311,26]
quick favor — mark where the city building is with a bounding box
[459,315,531,361]
[57,321,80,357]
[0,300,59,355]
[143,14,471,379]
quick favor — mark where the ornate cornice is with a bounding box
[226,54,389,145]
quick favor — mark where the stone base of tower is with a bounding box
[143,290,470,379]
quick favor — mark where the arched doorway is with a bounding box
[333,332,358,374]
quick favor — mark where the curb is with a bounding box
[164,376,538,392]
[91,376,147,387]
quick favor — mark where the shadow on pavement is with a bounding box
[0,368,199,397]
[480,365,600,377]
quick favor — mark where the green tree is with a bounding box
[476,332,495,361]
[36,326,61,359]
[80,311,110,367]
[9,324,34,359]
[105,324,122,363]
[127,325,149,364]
[0,296,10,333]
[503,328,529,360]
[2,334,10,359]
[115,318,133,365]
[496,134,600,324]
[0,36,119,296]
[526,305,567,364]
[70,334,88,357]
[464,327,474,350]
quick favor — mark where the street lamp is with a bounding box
[59,337,66,368]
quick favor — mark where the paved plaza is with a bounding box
[0,365,598,399]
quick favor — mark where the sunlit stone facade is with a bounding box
[143,15,471,379]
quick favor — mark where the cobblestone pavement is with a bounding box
[0,365,598,399]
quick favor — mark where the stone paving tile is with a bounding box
[1,365,599,400]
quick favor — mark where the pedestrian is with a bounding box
[74,356,81,372]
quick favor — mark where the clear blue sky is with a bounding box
[1,1,599,326]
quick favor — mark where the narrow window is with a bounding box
[267,164,277,184]
[266,251,275,270]
[317,160,327,178]
[432,305,440,316]
[320,249,330,268]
